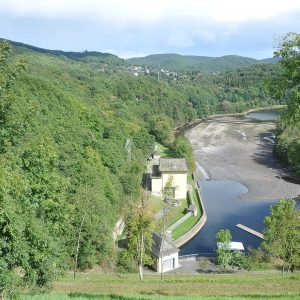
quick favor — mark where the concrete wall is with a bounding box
[154,252,179,273]
[151,177,162,196]
[173,186,207,248]
[162,172,187,199]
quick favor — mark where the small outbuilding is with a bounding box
[217,242,245,252]
[150,232,180,273]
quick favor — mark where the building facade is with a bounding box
[151,158,188,200]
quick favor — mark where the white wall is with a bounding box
[162,172,187,199]
[154,252,179,273]
[151,177,162,196]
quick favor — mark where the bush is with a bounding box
[117,249,137,273]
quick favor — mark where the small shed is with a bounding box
[150,232,180,273]
[217,242,245,251]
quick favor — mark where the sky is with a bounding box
[0,0,300,59]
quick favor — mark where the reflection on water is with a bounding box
[180,180,277,255]
[244,109,279,122]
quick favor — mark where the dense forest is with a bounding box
[0,39,286,296]
[127,53,279,72]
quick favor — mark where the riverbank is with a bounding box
[186,116,300,201]
[174,105,285,137]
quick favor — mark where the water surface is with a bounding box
[244,109,279,122]
[180,180,277,255]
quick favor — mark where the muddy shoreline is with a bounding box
[186,116,300,201]
[174,105,285,137]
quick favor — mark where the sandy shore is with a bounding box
[186,116,300,201]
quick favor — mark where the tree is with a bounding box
[171,137,195,172]
[216,229,251,272]
[160,176,176,279]
[125,194,153,281]
[262,199,300,275]
[269,33,300,125]
[216,229,233,272]
[0,42,26,153]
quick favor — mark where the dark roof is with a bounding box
[159,158,188,173]
[153,149,160,155]
[151,232,179,257]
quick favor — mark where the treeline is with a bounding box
[171,64,281,118]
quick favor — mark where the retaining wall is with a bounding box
[173,183,207,247]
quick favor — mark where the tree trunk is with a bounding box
[139,233,144,281]
[139,264,143,281]
[74,216,85,278]
[282,265,285,277]
[160,207,166,280]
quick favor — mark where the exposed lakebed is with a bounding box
[181,110,300,255]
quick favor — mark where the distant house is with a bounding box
[150,232,180,273]
[151,158,188,199]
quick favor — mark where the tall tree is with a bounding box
[125,194,153,281]
[262,199,300,275]
[269,33,300,173]
[160,176,176,279]
[216,229,233,272]
[269,32,300,124]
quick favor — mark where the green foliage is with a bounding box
[171,137,195,172]
[0,41,198,295]
[262,199,300,273]
[0,38,282,294]
[215,229,232,272]
[124,200,154,280]
[269,33,300,173]
[149,115,174,147]
[127,54,267,72]
[269,32,300,123]
[117,249,137,273]
[216,229,251,272]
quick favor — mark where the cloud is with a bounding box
[0,0,300,58]
[2,0,300,25]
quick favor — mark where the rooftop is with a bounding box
[217,242,245,251]
[159,158,188,173]
[151,232,179,257]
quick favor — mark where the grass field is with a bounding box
[21,271,300,300]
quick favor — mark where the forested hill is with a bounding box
[127,53,277,72]
[0,38,127,67]
[0,39,283,293]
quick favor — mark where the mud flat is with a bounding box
[186,116,300,201]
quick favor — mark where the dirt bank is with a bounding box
[186,116,300,200]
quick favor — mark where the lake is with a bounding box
[243,109,279,122]
[180,109,281,255]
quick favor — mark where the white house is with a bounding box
[151,158,188,200]
[150,232,180,273]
